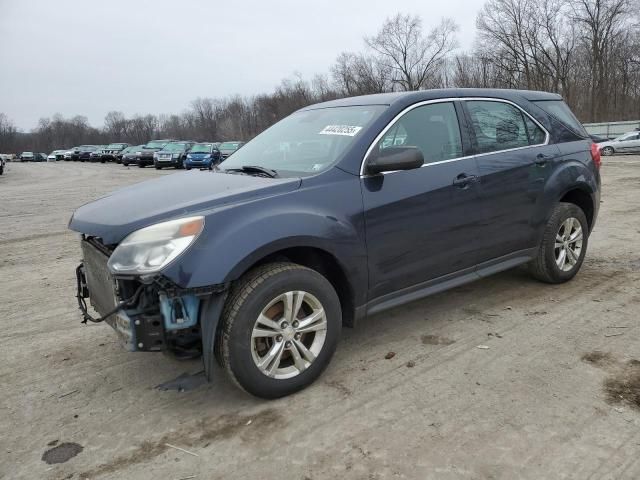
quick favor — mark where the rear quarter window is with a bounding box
[533,100,588,138]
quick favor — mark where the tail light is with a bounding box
[590,143,601,169]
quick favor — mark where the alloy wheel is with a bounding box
[554,217,583,272]
[251,291,327,379]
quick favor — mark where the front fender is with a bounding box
[162,169,367,299]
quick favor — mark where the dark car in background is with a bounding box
[78,145,99,162]
[218,141,245,159]
[100,143,130,163]
[70,89,600,399]
[89,146,107,162]
[71,145,95,161]
[121,145,144,166]
[184,142,221,170]
[137,139,175,167]
[154,141,194,169]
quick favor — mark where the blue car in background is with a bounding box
[184,142,221,170]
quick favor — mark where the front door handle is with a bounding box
[535,153,554,166]
[453,173,478,188]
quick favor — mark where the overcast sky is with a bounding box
[0,0,482,130]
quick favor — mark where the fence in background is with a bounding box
[583,120,640,138]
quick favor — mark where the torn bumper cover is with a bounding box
[75,238,226,359]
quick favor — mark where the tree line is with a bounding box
[1,0,638,154]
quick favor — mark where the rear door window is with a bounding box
[465,100,544,154]
[377,102,463,164]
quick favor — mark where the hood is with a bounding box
[69,171,301,244]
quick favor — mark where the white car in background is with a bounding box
[598,130,640,156]
[47,150,65,161]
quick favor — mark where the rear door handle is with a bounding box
[453,173,478,188]
[535,153,554,166]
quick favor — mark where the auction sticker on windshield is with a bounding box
[319,125,363,136]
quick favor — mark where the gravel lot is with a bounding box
[1,158,639,480]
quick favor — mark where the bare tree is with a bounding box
[0,113,18,152]
[366,14,458,91]
[571,0,633,121]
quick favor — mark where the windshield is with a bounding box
[161,143,188,152]
[145,141,168,149]
[190,144,213,153]
[221,105,384,175]
[107,143,126,149]
[220,142,241,151]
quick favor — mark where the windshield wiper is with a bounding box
[224,165,278,178]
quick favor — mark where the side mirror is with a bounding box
[365,146,424,175]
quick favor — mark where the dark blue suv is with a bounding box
[70,89,600,398]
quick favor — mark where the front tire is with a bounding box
[218,262,341,398]
[529,202,589,283]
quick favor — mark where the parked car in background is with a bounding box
[89,146,107,162]
[69,89,601,398]
[137,139,175,167]
[184,142,221,170]
[78,146,99,162]
[598,131,640,155]
[100,143,130,163]
[0,156,5,175]
[71,146,94,161]
[120,145,144,166]
[154,141,194,169]
[219,141,245,159]
[20,152,34,161]
[63,148,77,161]
[48,150,66,161]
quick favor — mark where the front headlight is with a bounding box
[107,216,205,275]
[172,153,180,158]
[186,154,192,160]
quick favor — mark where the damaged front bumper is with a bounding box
[75,237,225,355]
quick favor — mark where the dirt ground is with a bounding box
[1,157,639,480]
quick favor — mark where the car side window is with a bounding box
[466,101,542,154]
[377,102,463,164]
[523,115,547,145]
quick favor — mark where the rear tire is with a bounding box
[601,146,614,156]
[529,202,589,284]
[218,262,341,398]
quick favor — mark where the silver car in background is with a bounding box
[598,130,640,156]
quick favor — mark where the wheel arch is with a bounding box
[228,244,357,327]
[558,186,595,230]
